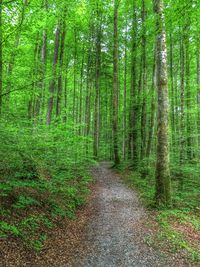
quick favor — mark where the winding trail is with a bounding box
[69,162,168,267]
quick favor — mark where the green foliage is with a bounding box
[0,222,20,237]
[29,234,48,252]
[12,195,39,209]
[126,170,155,206]
[125,163,200,263]
[0,167,92,250]
[0,119,93,251]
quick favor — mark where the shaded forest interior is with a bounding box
[0,0,200,262]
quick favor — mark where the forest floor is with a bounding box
[0,162,198,267]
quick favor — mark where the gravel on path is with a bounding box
[68,162,169,267]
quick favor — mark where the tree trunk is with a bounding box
[63,74,68,123]
[72,27,77,124]
[146,49,156,158]
[56,9,67,118]
[93,21,101,159]
[112,0,120,165]
[154,0,171,206]
[28,34,40,119]
[185,32,192,160]
[84,40,93,155]
[169,33,175,156]
[180,37,185,163]
[128,0,138,166]
[79,51,84,135]
[40,0,48,115]
[123,26,128,160]
[140,0,147,160]
[46,24,60,125]
[34,7,48,121]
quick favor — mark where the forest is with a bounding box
[0,0,200,266]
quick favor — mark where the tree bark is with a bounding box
[72,27,77,124]
[146,49,156,158]
[185,31,192,160]
[180,37,185,163]
[140,0,147,160]
[154,0,171,206]
[123,25,128,160]
[169,33,175,152]
[112,0,120,165]
[56,9,67,118]
[46,24,60,125]
[79,51,84,135]
[93,18,101,159]
[128,0,138,166]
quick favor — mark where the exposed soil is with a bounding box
[0,162,195,267]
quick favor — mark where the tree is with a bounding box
[154,0,171,206]
[140,0,147,160]
[46,24,60,125]
[93,3,102,159]
[128,0,138,166]
[112,0,120,166]
[56,8,67,118]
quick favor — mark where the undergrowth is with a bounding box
[122,158,200,263]
[0,121,94,251]
[0,169,92,251]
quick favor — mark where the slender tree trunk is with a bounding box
[112,0,120,165]
[28,34,40,119]
[123,26,128,160]
[128,0,138,166]
[185,32,192,160]
[180,37,185,163]
[84,42,93,155]
[154,0,171,206]
[72,28,77,123]
[41,0,48,114]
[140,0,147,160]
[56,9,67,118]
[34,13,48,121]
[46,24,60,125]
[63,74,68,123]
[79,52,84,135]
[169,33,175,154]
[93,22,101,159]
[146,49,156,158]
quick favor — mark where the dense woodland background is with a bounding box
[0,0,199,260]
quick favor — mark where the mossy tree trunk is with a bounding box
[154,0,171,206]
